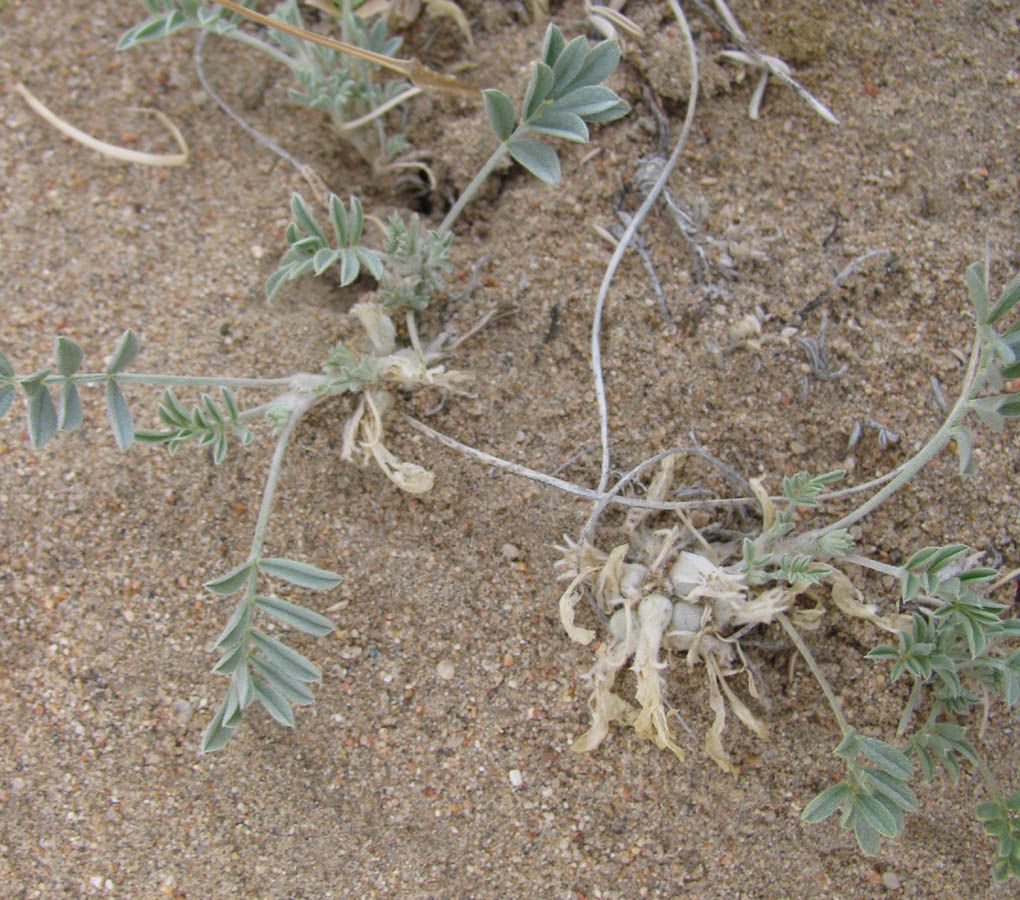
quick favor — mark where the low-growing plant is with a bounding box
[119,0,433,178]
[5,1,1019,885]
[1,21,627,752]
[551,255,1020,880]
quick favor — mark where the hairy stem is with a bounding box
[807,329,986,541]
[896,679,924,737]
[777,612,851,735]
[437,141,509,236]
[48,372,297,390]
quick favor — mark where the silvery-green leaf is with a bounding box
[988,271,1020,324]
[522,62,554,120]
[313,247,341,276]
[834,730,862,760]
[993,336,1017,365]
[105,330,138,375]
[582,99,630,123]
[214,599,253,649]
[258,557,341,590]
[339,248,360,286]
[212,432,228,464]
[349,196,364,244]
[233,663,254,710]
[205,560,256,596]
[355,248,384,282]
[266,264,295,301]
[291,192,326,244]
[801,783,850,823]
[952,424,974,474]
[250,655,315,705]
[528,109,588,142]
[201,392,224,425]
[329,193,348,246]
[550,85,621,118]
[200,697,236,753]
[18,369,51,396]
[220,387,240,421]
[255,594,335,635]
[855,793,899,837]
[212,641,247,675]
[986,362,1004,393]
[507,137,560,185]
[965,260,988,323]
[561,39,620,92]
[540,23,565,66]
[0,384,14,420]
[550,35,588,93]
[864,768,917,812]
[250,630,321,682]
[851,810,881,855]
[54,337,83,377]
[859,736,911,780]
[105,380,134,450]
[252,675,295,727]
[970,395,1005,432]
[0,349,13,377]
[58,381,82,431]
[483,89,515,141]
[27,385,57,448]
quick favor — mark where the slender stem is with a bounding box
[402,413,756,511]
[592,0,699,495]
[437,140,510,236]
[841,553,901,579]
[217,24,299,71]
[336,86,423,133]
[777,612,851,735]
[405,310,426,365]
[807,329,986,541]
[896,679,924,736]
[248,398,311,560]
[53,372,297,389]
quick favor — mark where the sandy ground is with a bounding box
[2,1,1019,897]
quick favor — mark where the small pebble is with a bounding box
[500,543,521,560]
[339,645,362,660]
[508,768,523,788]
[882,872,901,891]
[171,699,193,726]
[436,659,455,680]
